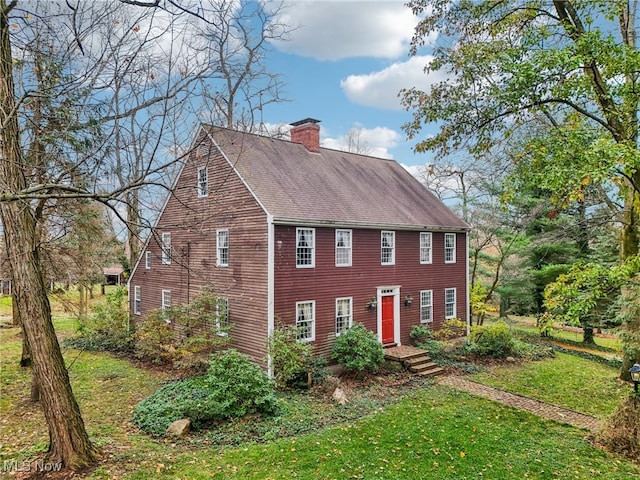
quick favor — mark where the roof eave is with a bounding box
[272,217,470,232]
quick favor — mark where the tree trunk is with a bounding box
[0,1,97,469]
[583,325,595,345]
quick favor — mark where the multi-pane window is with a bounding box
[335,297,353,336]
[296,228,315,268]
[215,297,229,334]
[445,233,456,263]
[217,229,229,267]
[296,301,315,342]
[420,290,432,323]
[133,285,141,315]
[145,251,151,269]
[335,229,352,267]
[197,166,208,197]
[445,288,456,319]
[420,232,432,264]
[381,231,395,265]
[161,289,172,322]
[161,232,171,265]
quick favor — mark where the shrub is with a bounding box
[433,317,467,340]
[132,349,280,435]
[331,323,384,374]
[409,324,444,358]
[268,323,313,389]
[468,320,516,358]
[598,395,640,461]
[133,287,231,374]
[65,286,134,352]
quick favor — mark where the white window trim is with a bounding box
[145,251,151,269]
[295,300,315,342]
[133,285,141,315]
[161,289,172,322]
[197,166,208,198]
[161,232,171,265]
[215,297,229,336]
[381,230,395,265]
[420,290,433,323]
[335,229,352,267]
[420,232,432,264]
[445,233,456,264]
[216,229,229,267]
[296,227,315,268]
[335,296,353,336]
[445,287,457,319]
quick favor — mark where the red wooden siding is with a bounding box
[274,226,467,358]
[129,132,270,364]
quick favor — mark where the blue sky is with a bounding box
[259,1,443,168]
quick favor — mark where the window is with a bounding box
[161,232,171,265]
[420,290,432,323]
[215,297,229,334]
[197,166,208,197]
[445,233,456,263]
[445,288,456,319]
[335,297,353,335]
[133,286,141,315]
[335,229,352,266]
[145,251,151,269]
[420,232,432,264]
[161,289,172,322]
[217,229,229,267]
[296,301,315,342]
[381,231,395,265]
[296,228,315,268]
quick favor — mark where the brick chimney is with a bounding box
[290,118,321,153]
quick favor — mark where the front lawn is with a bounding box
[468,352,627,419]
[1,313,638,479]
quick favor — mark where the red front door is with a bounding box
[381,295,395,344]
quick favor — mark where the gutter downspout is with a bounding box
[466,230,471,338]
[267,214,275,377]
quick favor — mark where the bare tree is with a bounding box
[0,0,290,469]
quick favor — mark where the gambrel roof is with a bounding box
[204,125,468,231]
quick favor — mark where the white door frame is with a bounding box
[376,286,401,345]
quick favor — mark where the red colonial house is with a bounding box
[128,118,469,365]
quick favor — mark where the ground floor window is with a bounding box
[215,297,229,335]
[420,290,432,323]
[335,297,352,335]
[445,288,456,319]
[133,285,141,315]
[296,301,315,342]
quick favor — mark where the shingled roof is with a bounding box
[204,125,468,231]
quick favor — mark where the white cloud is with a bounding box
[322,124,400,159]
[340,55,446,110]
[272,1,421,60]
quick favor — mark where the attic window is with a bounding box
[196,143,209,158]
[197,167,208,197]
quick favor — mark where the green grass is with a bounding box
[469,352,627,418]
[1,310,639,479]
[120,387,639,480]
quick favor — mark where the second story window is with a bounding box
[296,228,315,268]
[161,232,171,265]
[420,232,432,264]
[381,231,395,265]
[197,166,208,197]
[445,233,456,263]
[217,229,229,267]
[335,229,352,266]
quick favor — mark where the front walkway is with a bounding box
[438,375,602,433]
